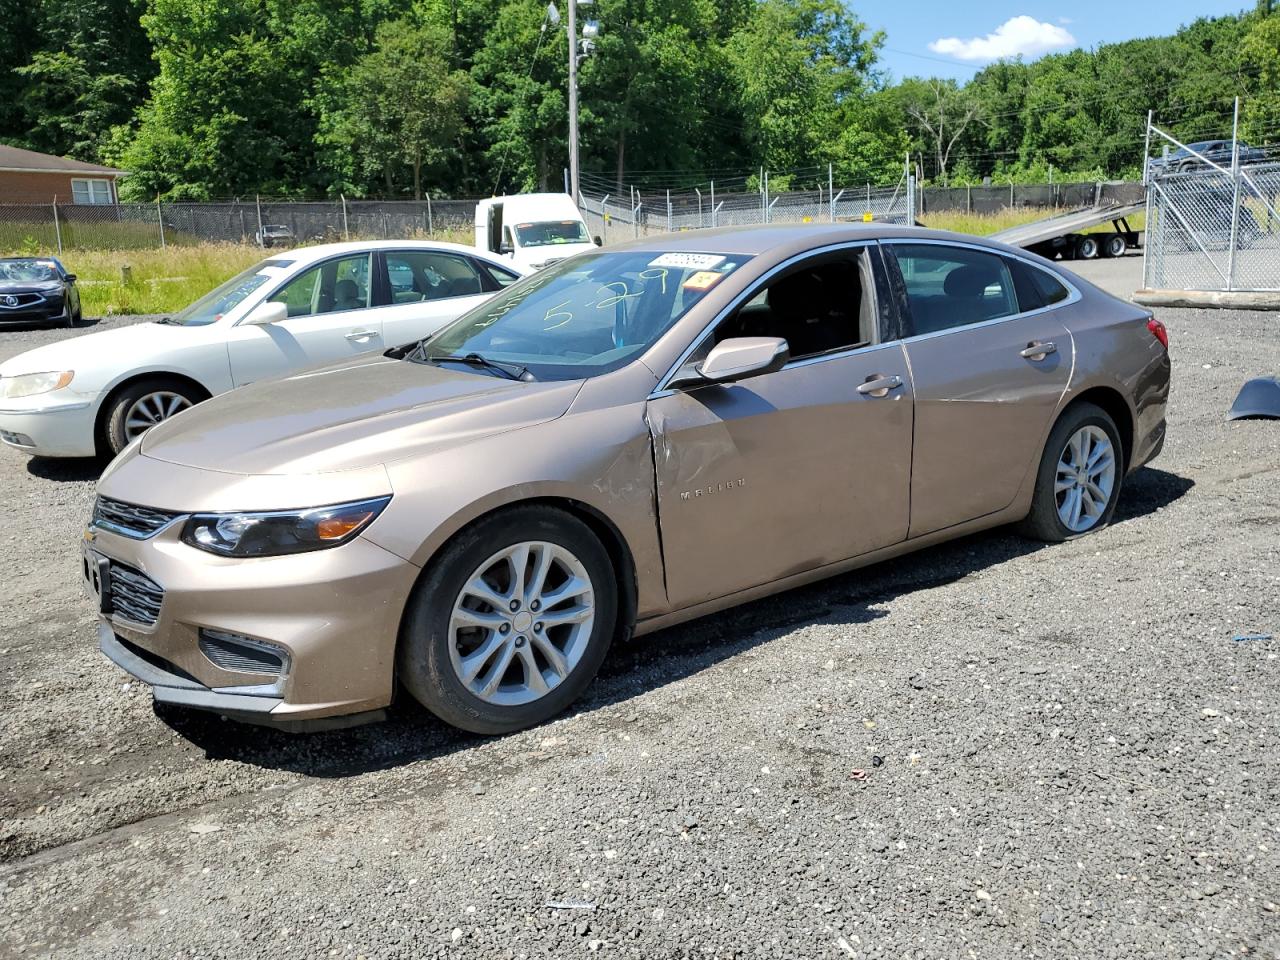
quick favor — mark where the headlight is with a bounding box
[181,496,391,557]
[0,371,74,399]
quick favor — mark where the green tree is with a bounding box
[319,19,471,198]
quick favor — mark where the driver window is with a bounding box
[713,249,875,361]
[269,254,370,319]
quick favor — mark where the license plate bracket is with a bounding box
[84,547,114,615]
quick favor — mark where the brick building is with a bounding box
[0,144,126,204]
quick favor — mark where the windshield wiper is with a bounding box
[153,316,178,325]
[423,352,533,381]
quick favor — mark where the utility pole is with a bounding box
[567,0,579,202]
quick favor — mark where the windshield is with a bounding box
[169,259,292,326]
[515,220,590,248]
[0,259,58,283]
[418,250,751,381]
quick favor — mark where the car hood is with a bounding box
[517,243,597,268]
[138,353,584,475]
[0,280,61,294]
[0,320,189,377]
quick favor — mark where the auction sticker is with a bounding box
[648,253,726,270]
[682,271,724,291]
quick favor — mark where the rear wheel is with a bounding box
[399,506,618,735]
[1103,234,1127,258]
[103,378,202,455]
[1019,402,1123,542]
[1074,235,1100,260]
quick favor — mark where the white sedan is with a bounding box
[0,240,527,458]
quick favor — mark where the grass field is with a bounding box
[67,245,265,316]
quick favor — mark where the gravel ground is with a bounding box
[1,257,1278,959]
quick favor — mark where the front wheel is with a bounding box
[399,506,618,735]
[1019,402,1123,542]
[103,378,202,455]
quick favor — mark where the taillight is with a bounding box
[1147,317,1169,349]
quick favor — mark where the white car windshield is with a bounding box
[416,250,751,381]
[167,259,293,326]
[515,220,590,248]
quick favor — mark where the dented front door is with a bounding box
[646,343,914,610]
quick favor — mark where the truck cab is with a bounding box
[474,193,600,272]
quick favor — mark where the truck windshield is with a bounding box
[515,220,590,247]
[416,250,751,381]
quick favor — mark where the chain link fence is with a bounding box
[1144,137,1280,292]
[579,177,915,245]
[0,198,479,254]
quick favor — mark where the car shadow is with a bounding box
[26,455,104,482]
[158,465,1195,776]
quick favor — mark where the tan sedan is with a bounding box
[84,225,1171,734]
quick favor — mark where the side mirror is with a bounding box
[242,301,289,326]
[593,235,603,246]
[63,273,77,283]
[499,242,514,256]
[669,337,789,389]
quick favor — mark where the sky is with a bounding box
[868,1,1251,81]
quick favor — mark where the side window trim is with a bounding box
[881,238,1082,343]
[651,240,883,397]
[247,252,374,323]
[383,248,484,303]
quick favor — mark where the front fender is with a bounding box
[363,400,667,619]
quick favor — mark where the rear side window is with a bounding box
[478,261,521,288]
[384,251,484,303]
[1005,258,1068,313]
[893,244,1017,336]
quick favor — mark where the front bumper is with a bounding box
[0,298,67,325]
[0,394,97,457]
[86,517,421,727]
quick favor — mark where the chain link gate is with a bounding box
[1144,109,1280,293]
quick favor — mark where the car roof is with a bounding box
[267,239,515,268]
[597,222,1026,260]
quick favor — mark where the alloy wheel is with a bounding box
[448,541,595,707]
[1055,425,1116,533]
[123,390,193,440]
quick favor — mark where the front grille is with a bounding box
[109,563,164,626]
[93,497,180,539]
[199,630,288,676]
[0,292,44,309]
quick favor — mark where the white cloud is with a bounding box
[929,15,1076,62]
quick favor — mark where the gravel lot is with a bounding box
[1,256,1277,959]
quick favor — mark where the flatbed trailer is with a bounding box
[990,201,1145,261]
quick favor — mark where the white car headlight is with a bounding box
[0,371,75,399]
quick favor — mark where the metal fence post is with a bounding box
[694,188,702,228]
[157,195,166,249]
[255,194,264,247]
[710,182,716,227]
[666,189,671,232]
[426,195,433,236]
[52,201,63,255]
[341,195,349,241]
[1226,96,1242,291]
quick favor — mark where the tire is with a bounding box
[103,377,203,455]
[1102,234,1127,258]
[398,505,618,735]
[1074,235,1100,260]
[1019,402,1124,542]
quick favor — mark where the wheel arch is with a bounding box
[1061,385,1134,473]
[399,495,640,650]
[93,371,214,455]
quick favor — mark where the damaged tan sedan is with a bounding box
[85,225,1170,734]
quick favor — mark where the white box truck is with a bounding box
[474,193,600,272]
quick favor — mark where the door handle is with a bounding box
[857,374,904,398]
[345,329,378,342]
[1020,341,1057,360]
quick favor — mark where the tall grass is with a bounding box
[67,245,265,316]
